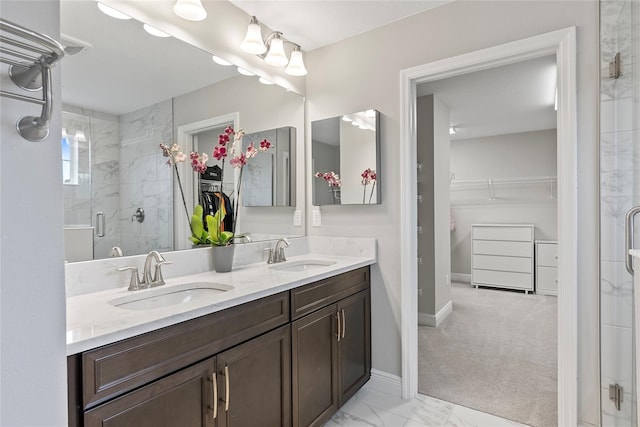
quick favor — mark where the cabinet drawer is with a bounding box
[82,291,289,409]
[472,255,532,274]
[472,226,532,242]
[473,240,532,257]
[537,243,558,267]
[292,267,369,320]
[472,269,532,290]
[537,266,558,295]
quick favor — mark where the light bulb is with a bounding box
[97,2,132,20]
[143,24,171,38]
[237,67,255,76]
[173,0,207,21]
[264,34,288,67]
[285,47,307,76]
[212,55,232,66]
[240,17,266,55]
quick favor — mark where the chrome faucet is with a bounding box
[142,251,171,288]
[267,238,289,264]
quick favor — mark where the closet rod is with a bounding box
[0,18,64,142]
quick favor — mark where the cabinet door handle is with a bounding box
[224,365,230,411]
[212,372,218,420]
[96,212,105,237]
[336,311,341,342]
[341,309,346,339]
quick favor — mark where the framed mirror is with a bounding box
[60,1,304,262]
[311,110,380,205]
[242,127,296,207]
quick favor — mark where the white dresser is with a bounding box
[535,240,558,296]
[471,224,535,294]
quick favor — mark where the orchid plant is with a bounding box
[361,168,377,203]
[160,126,272,247]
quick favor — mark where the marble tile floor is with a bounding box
[324,387,529,427]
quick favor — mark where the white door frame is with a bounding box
[399,27,577,425]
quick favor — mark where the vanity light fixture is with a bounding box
[240,16,308,76]
[449,126,457,135]
[75,130,87,142]
[143,24,171,38]
[258,77,274,85]
[342,116,352,122]
[212,55,232,66]
[97,2,132,20]
[173,0,207,21]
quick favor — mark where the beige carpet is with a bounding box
[418,283,557,427]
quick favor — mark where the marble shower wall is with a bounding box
[600,0,638,425]
[118,100,173,257]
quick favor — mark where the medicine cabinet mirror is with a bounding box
[311,109,380,205]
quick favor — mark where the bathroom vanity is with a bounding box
[66,244,373,427]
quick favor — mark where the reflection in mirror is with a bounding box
[60,1,304,262]
[242,127,296,207]
[311,110,380,205]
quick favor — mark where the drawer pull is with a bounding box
[224,365,230,411]
[336,312,341,342]
[341,309,346,339]
[212,372,218,419]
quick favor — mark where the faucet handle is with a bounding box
[117,266,141,291]
[152,261,172,286]
[264,248,274,264]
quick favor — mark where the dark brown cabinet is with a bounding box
[216,325,291,427]
[69,267,370,427]
[291,269,371,427]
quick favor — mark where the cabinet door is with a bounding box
[84,357,216,427]
[337,289,371,406]
[292,304,339,427]
[216,325,291,427]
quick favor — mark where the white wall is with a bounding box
[450,130,558,275]
[305,2,599,424]
[417,95,452,319]
[0,1,68,424]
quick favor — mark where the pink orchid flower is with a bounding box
[259,139,271,150]
[246,143,258,159]
[230,153,247,168]
[218,133,230,146]
[213,146,227,160]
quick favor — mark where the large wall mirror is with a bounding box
[61,1,304,262]
[311,110,380,205]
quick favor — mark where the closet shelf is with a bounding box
[450,175,557,200]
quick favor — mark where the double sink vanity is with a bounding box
[66,237,376,427]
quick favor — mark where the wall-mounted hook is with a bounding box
[132,207,145,223]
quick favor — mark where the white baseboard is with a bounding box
[365,369,402,397]
[451,273,471,283]
[418,300,452,327]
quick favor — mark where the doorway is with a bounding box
[399,27,578,426]
[415,55,559,427]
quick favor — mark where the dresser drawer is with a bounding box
[536,242,558,267]
[472,226,533,242]
[472,255,532,274]
[82,291,289,409]
[536,266,558,295]
[473,240,532,257]
[472,269,532,290]
[291,266,369,320]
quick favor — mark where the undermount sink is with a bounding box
[269,259,336,272]
[109,282,234,310]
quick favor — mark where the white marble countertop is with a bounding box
[66,253,375,355]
